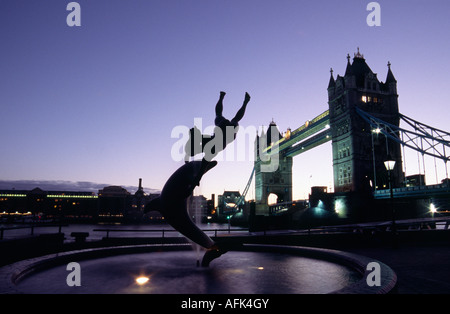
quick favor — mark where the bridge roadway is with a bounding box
[374,183,450,199]
[264,109,331,157]
[259,106,450,201]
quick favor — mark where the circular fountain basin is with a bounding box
[0,244,396,294]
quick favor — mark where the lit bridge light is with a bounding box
[430,203,437,213]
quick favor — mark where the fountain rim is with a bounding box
[0,243,397,294]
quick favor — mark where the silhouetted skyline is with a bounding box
[0,179,159,195]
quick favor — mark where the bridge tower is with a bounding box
[254,121,293,215]
[328,49,404,193]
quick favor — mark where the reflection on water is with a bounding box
[16,251,360,294]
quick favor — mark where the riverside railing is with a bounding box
[92,228,250,239]
[0,224,66,240]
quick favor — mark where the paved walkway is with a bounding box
[347,243,450,294]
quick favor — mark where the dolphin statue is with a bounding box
[144,160,231,265]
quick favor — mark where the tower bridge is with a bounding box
[246,49,450,223]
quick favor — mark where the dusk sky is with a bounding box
[1,0,450,201]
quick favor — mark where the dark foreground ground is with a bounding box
[347,243,450,294]
[1,226,449,294]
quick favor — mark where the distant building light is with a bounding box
[0,194,26,197]
[47,194,98,199]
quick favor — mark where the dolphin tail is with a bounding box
[201,241,244,267]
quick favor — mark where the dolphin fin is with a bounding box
[189,160,218,191]
[203,160,218,174]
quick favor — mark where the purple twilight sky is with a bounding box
[1,0,449,200]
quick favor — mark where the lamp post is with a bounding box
[384,156,397,241]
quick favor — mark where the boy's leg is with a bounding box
[184,126,203,161]
[231,92,250,124]
[215,91,226,118]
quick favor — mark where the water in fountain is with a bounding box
[13,249,362,294]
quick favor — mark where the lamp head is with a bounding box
[384,154,396,171]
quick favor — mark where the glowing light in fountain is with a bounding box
[135,276,150,285]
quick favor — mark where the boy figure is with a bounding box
[213,91,250,152]
[184,91,251,188]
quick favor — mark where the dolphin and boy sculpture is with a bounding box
[144,91,250,266]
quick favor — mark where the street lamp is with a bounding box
[384,156,397,242]
[384,159,396,172]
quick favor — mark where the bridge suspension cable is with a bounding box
[236,166,255,207]
[355,107,450,163]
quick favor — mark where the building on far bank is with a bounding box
[405,174,426,187]
[98,185,130,220]
[0,187,98,222]
[0,178,161,223]
[216,191,242,221]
